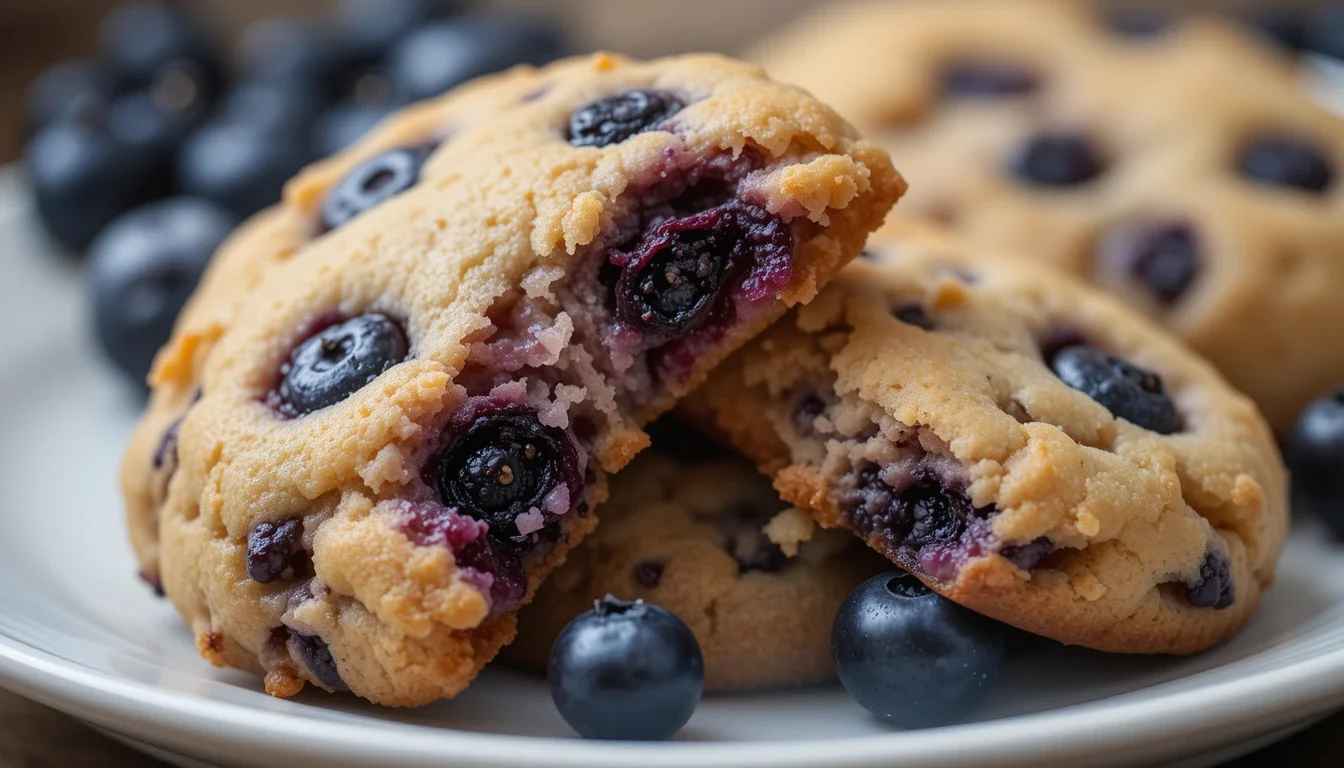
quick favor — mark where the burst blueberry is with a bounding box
[549,596,703,740]
[1184,551,1235,610]
[287,630,347,691]
[1050,345,1182,434]
[832,572,1005,727]
[277,314,409,416]
[247,519,306,583]
[568,90,684,148]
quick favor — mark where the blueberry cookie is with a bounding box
[505,432,885,692]
[752,0,1344,433]
[684,223,1288,654]
[119,53,903,706]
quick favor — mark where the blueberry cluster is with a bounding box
[27,0,565,387]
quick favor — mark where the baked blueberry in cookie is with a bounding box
[753,0,1344,434]
[507,436,886,692]
[119,53,902,706]
[685,224,1287,654]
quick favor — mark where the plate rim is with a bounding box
[4,622,1344,768]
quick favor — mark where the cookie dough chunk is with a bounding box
[119,53,903,706]
[506,429,885,692]
[753,0,1344,432]
[685,223,1288,654]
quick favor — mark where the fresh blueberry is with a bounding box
[247,519,306,584]
[176,119,310,218]
[311,102,398,157]
[1304,6,1344,61]
[1099,220,1201,304]
[99,1,225,99]
[388,16,565,103]
[338,0,466,65]
[220,78,325,140]
[88,197,236,384]
[568,90,685,148]
[549,596,703,740]
[25,121,158,251]
[832,572,1005,728]
[1247,9,1307,52]
[25,60,118,132]
[1009,132,1106,187]
[939,61,1038,97]
[436,403,576,536]
[1287,387,1344,537]
[106,78,211,197]
[321,146,433,231]
[1050,345,1182,434]
[239,17,349,102]
[287,630,347,691]
[277,314,409,416]
[1237,136,1334,193]
[613,200,790,341]
[1184,550,1235,609]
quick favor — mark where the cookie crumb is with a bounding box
[764,507,816,557]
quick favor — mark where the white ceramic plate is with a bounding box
[2,160,1344,768]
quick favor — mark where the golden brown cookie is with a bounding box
[506,432,885,692]
[753,0,1344,433]
[684,223,1288,654]
[119,52,903,706]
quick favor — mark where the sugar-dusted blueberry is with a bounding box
[247,519,307,584]
[549,596,703,740]
[287,630,348,691]
[25,121,158,251]
[1287,387,1344,538]
[832,572,1005,728]
[388,16,564,103]
[278,314,409,416]
[568,90,685,148]
[99,1,225,100]
[1009,132,1106,187]
[1237,135,1334,193]
[321,146,434,231]
[176,119,311,219]
[89,197,237,385]
[1099,220,1201,304]
[1051,345,1182,434]
[613,200,791,341]
[1185,550,1235,609]
[940,60,1039,97]
[436,402,577,537]
[25,60,118,131]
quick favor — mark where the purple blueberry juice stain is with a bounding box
[246,519,307,584]
[397,501,528,615]
[1000,537,1054,571]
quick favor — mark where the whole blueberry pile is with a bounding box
[24,0,565,387]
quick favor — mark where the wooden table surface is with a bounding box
[0,685,1337,767]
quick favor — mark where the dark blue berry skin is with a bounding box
[288,631,347,691]
[88,197,237,385]
[1102,220,1201,305]
[239,17,351,103]
[278,314,410,416]
[1247,9,1307,53]
[1185,551,1235,610]
[220,79,325,140]
[25,60,119,133]
[832,572,1005,728]
[107,86,210,198]
[1238,136,1334,193]
[549,597,703,741]
[321,146,434,231]
[338,0,467,65]
[176,119,311,219]
[247,519,306,583]
[940,62,1038,97]
[1050,345,1182,435]
[25,121,158,251]
[1009,133,1106,187]
[312,102,398,157]
[1287,388,1344,538]
[99,2,225,100]
[388,16,565,104]
[568,90,685,148]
